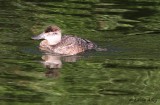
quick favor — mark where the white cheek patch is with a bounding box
[44,32,62,45]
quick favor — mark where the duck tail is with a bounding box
[84,39,107,51]
[87,42,107,51]
[87,42,97,50]
[95,47,107,51]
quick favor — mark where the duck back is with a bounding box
[47,35,97,55]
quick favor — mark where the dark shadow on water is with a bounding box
[0,93,45,103]
[0,72,37,80]
[100,0,160,6]
[23,0,65,2]
[103,63,158,70]
[35,3,91,10]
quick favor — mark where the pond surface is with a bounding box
[0,0,160,105]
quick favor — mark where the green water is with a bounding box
[0,0,160,105]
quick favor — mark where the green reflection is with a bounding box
[0,0,160,105]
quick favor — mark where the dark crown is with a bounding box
[45,25,61,33]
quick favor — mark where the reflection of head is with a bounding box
[41,55,62,69]
[41,53,80,78]
[45,69,59,78]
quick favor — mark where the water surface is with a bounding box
[0,0,160,105]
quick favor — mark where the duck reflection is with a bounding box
[40,53,80,78]
[41,55,62,69]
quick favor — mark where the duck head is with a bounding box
[32,25,62,45]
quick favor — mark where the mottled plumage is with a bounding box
[40,35,97,55]
[32,25,105,55]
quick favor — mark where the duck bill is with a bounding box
[31,33,45,40]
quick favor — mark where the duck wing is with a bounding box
[52,35,97,55]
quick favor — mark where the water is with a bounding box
[0,0,160,104]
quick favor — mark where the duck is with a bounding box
[32,25,106,55]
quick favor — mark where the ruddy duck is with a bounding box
[32,25,106,55]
